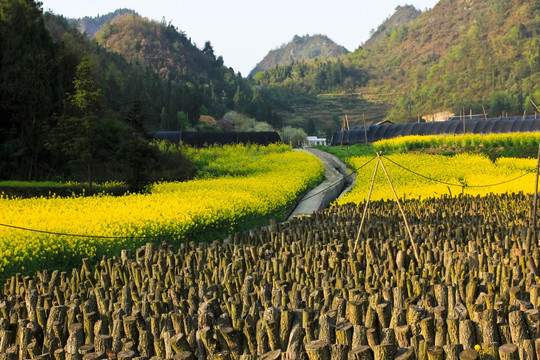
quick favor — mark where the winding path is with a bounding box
[287,149,354,220]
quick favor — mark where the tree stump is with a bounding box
[348,345,374,360]
[331,344,349,360]
[459,319,476,350]
[427,346,444,360]
[373,344,394,360]
[499,344,519,360]
[444,344,463,360]
[305,339,330,360]
[459,349,478,360]
[508,310,529,344]
[394,347,415,360]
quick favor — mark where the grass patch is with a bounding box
[314,144,376,164]
[0,181,129,199]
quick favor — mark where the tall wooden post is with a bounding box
[340,119,345,146]
[482,105,488,121]
[377,154,420,264]
[533,143,540,231]
[530,99,540,113]
[353,158,380,252]
[362,113,368,144]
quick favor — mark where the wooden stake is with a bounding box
[346,115,350,130]
[482,105,487,121]
[353,158,380,253]
[530,99,540,113]
[533,143,540,231]
[470,109,472,120]
[523,110,527,120]
[340,120,345,147]
[363,114,368,144]
[377,154,420,263]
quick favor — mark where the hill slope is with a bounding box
[94,13,278,125]
[258,0,540,126]
[362,5,422,49]
[70,9,137,38]
[249,34,349,77]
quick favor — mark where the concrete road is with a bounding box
[287,149,354,220]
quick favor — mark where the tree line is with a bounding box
[0,0,280,188]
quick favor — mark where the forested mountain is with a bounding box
[362,5,422,49]
[249,34,349,77]
[256,0,540,125]
[70,8,137,38]
[0,1,278,183]
[94,13,277,124]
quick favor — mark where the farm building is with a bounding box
[152,131,281,147]
[306,136,327,146]
[331,115,540,145]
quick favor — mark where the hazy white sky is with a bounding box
[41,0,439,76]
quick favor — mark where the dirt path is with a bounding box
[287,149,354,220]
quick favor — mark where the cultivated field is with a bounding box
[339,153,536,204]
[0,144,324,279]
[0,193,538,359]
[1,136,539,360]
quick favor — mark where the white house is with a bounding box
[306,136,327,147]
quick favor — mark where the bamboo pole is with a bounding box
[376,154,420,264]
[533,143,540,231]
[353,159,380,253]
[363,114,368,144]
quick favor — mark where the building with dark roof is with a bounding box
[331,116,540,145]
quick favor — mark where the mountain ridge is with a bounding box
[362,4,422,49]
[69,8,137,38]
[253,0,540,126]
[249,34,349,78]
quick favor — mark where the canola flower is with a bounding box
[373,132,540,154]
[338,153,536,205]
[0,144,324,278]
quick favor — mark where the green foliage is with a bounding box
[0,0,61,180]
[279,126,308,147]
[0,2,279,186]
[259,0,539,126]
[314,144,376,163]
[222,111,275,132]
[489,92,520,117]
[250,34,349,77]
[0,181,128,198]
[254,58,367,94]
[94,13,274,122]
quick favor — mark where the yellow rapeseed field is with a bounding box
[373,132,540,154]
[338,153,537,205]
[0,144,324,277]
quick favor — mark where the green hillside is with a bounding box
[249,34,349,77]
[0,1,279,183]
[94,13,278,125]
[362,5,422,49]
[258,0,540,126]
[70,8,137,38]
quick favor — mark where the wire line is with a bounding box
[0,156,376,239]
[381,155,533,188]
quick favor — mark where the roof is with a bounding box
[331,116,540,145]
[152,131,282,147]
